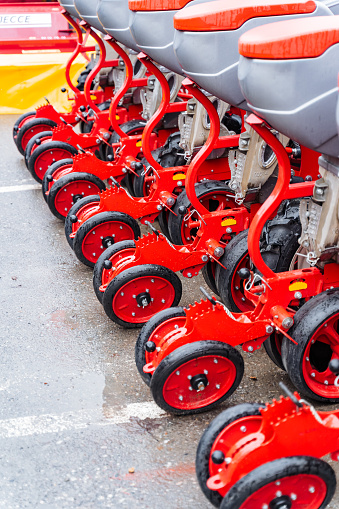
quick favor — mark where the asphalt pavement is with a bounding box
[1,115,338,508]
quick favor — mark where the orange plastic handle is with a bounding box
[129,0,192,11]
[239,16,339,59]
[173,0,316,31]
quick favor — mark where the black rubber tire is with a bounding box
[196,403,264,508]
[13,111,35,144]
[263,332,286,371]
[42,158,73,203]
[16,117,57,156]
[168,181,233,245]
[93,240,136,304]
[132,148,163,198]
[281,288,339,403]
[73,211,141,268]
[103,264,182,328]
[27,141,78,183]
[220,456,336,509]
[201,261,219,296]
[150,340,244,415]
[24,131,53,168]
[47,172,106,221]
[135,307,186,386]
[157,209,172,240]
[64,194,100,249]
[105,119,146,161]
[216,200,301,311]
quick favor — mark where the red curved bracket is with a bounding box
[106,37,134,139]
[139,53,173,173]
[246,114,291,279]
[83,26,107,114]
[183,78,221,216]
[61,11,84,96]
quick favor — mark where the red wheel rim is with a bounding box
[112,275,175,323]
[230,252,254,311]
[181,191,237,245]
[238,474,327,509]
[70,202,100,239]
[21,125,53,152]
[101,247,136,287]
[209,414,263,497]
[15,114,36,141]
[46,165,73,195]
[82,221,135,264]
[54,180,101,217]
[302,313,339,399]
[34,148,73,181]
[163,355,236,410]
[145,316,187,366]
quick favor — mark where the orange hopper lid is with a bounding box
[239,16,339,59]
[173,0,316,31]
[129,0,193,11]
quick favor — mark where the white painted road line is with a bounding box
[0,184,41,193]
[0,402,166,439]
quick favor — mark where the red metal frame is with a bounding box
[206,391,339,498]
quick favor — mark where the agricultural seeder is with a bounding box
[12,0,339,507]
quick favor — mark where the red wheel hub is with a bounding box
[145,316,187,367]
[302,313,339,399]
[46,165,73,196]
[112,276,175,323]
[34,148,73,181]
[101,247,136,287]
[70,202,101,239]
[208,414,263,497]
[21,125,52,152]
[181,191,237,245]
[238,474,327,509]
[54,180,102,217]
[163,355,236,410]
[231,253,254,312]
[82,221,135,264]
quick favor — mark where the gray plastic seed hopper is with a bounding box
[173,0,333,110]
[59,0,80,19]
[74,0,106,32]
[238,16,339,157]
[97,0,140,51]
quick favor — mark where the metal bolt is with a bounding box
[178,395,183,401]
[64,188,67,192]
[161,299,165,303]
[177,181,183,187]
[294,291,302,299]
[92,253,96,257]
[291,494,297,501]
[306,357,310,361]
[132,312,135,316]
[189,387,193,391]
[226,227,232,234]
[325,380,329,385]
[174,325,179,329]
[157,204,162,211]
[235,286,239,290]
[311,372,316,378]
[120,292,124,296]
[132,295,136,298]
[225,457,232,465]
[187,375,192,380]
[204,370,208,375]
[214,359,218,364]
[240,426,247,433]
[241,297,246,302]
[146,289,149,293]
[262,505,269,509]
[282,316,294,329]
[216,384,220,389]
[276,491,282,498]
[176,371,180,375]
[248,346,254,352]
[266,325,274,334]
[120,226,123,230]
[309,486,315,493]
[151,279,154,283]
[213,246,224,258]
[202,255,208,262]
[187,273,192,278]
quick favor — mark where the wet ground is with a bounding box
[1,114,338,508]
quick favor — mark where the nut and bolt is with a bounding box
[294,291,302,299]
